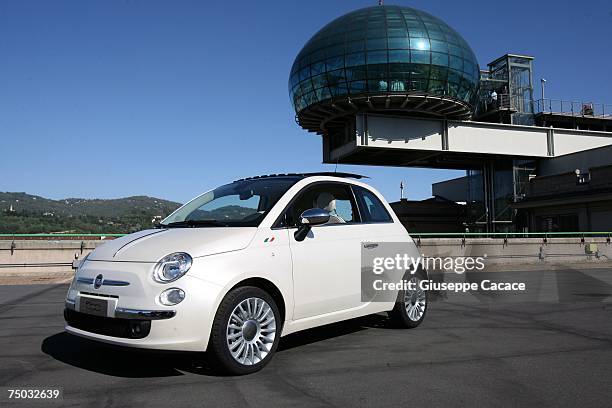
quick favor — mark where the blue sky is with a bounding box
[1,0,611,204]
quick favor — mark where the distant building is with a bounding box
[514,145,612,232]
[390,197,466,233]
[289,5,612,233]
[431,144,612,232]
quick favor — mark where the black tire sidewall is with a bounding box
[389,269,428,328]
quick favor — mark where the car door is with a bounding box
[351,184,404,304]
[279,182,365,320]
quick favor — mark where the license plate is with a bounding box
[79,297,108,317]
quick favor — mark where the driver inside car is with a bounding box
[314,192,345,224]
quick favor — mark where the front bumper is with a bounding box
[64,260,223,351]
[64,308,153,339]
[66,299,176,320]
[65,300,176,339]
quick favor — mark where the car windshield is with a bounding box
[160,177,299,228]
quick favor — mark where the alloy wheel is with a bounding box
[404,276,426,321]
[226,297,276,365]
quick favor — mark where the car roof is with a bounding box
[233,172,368,182]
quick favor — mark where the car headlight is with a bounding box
[153,252,192,283]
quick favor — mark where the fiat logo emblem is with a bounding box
[94,274,104,289]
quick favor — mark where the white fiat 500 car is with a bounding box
[65,173,427,374]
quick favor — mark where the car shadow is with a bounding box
[42,314,398,378]
[278,313,397,351]
[41,332,221,377]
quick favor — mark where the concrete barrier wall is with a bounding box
[0,237,611,277]
[0,240,107,275]
[415,237,612,265]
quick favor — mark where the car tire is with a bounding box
[208,286,281,375]
[388,269,428,328]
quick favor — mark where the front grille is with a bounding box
[64,309,151,339]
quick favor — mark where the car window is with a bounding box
[187,194,260,221]
[353,185,393,223]
[280,183,360,227]
[162,177,299,227]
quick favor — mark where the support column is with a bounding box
[483,161,494,234]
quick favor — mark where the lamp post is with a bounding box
[540,78,547,101]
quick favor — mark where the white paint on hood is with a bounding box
[88,228,258,262]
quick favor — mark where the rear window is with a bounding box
[353,185,393,223]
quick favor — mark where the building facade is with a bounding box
[290,4,612,233]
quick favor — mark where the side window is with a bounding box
[281,183,360,227]
[353,185,393,223]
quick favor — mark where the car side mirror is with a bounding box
[294,208,330,241]
[300,208,330,226]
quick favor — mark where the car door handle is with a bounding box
[363,243,379,249]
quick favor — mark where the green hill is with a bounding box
[0,192,182,234]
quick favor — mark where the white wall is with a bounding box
[355,115,612,160]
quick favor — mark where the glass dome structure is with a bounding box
[289,5,480,134]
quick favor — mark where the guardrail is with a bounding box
[2,232,612,240]
[410,232,612,237]
[0,233,126,240]
[534,99,612,118]
[410,231,612,246]
[1,232,611,271]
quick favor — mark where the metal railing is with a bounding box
[410,231,612,242]
[412,231,612,236]
[0,233,126,239]
[1,232,611,240]
[534,99,612,118]
[478,94,534,115]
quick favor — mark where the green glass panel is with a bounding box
[346,52,366,67]
[367,37,387,50]
[388,37,410,49]
[430,39,449,53]
[326,56,344,71]
[389,50,410,63]
[347,40,365,52]
[346,66,367,80]
[289,5,480,113]
[431,52,449,67]
[449,55,463,71]
[367,50,388,64]
[410,38,430,51]
[349,80,367,92]
[329,84,348,97]
[411,50,430,64]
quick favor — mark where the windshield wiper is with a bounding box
[157,219,228,228]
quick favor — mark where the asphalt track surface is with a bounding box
[1,267,612,407]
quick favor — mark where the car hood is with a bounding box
[87,228,258,262]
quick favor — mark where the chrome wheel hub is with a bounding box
[404,276,426,321]
[242,320,258,341]
[226,297,276,366]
